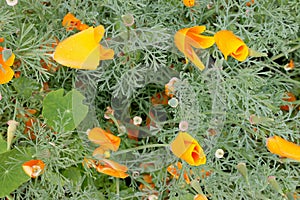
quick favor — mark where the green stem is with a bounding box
[113,143,169,155]
[116,178,120,198]
[271,44,300,61]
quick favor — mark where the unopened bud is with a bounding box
[236,162,249,183]
[267,176,284,196]
[122,14,135,27]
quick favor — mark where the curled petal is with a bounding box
[214,30,249,61]
[170,132,206,166]
[174,26,214,70]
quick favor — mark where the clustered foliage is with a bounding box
[0,0,299,199]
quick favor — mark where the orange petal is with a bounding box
[214,30,249,61]
[182,0,195,7]
[99,45,115,60]
[88,127,121,151]
[194,194,208,200]
[96,159,129,178]
[53,26,104,70]
[170,132,206,166]
[22,159,45,178]
[0,65,14,84]
[266,136,300,161]
[174,26,214,70]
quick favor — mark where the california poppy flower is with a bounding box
[167,161,190,184]
[95,159,129,178]
[53,25,114,70]
[170,132,206,166]
[22,159,45,178]
[0,45,15,84]
[194,194,208,200]
[62,13,89,31]
[88,127,121,151]
[214,30,249,61]
[182,0,195,7]
[280,92,296,111]
[266,136,300,161]
[174,26,215,70]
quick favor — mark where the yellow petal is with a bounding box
[266,136,300,161]
[170,132,206,166]
[53,25,104,70]
[214,30,249,61]
[182,0,195,7]
[88,127,121,151]
[174,26,214,70]
[0,65,14,84]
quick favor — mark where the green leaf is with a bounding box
[0,135,7,154]
[12,77,41,98]
[42,89,89,132]
[0,148,34,198]
[62,167,82,184]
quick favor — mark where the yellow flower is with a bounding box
[214,30,249,61]
[266,135,300,161]
[182,0,195,7]
[170,132,206,166]
[174,26,215,70]
[53,25,114,70]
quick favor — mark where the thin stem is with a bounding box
[116,178,120,199]
[113,143,169,155]
[271,44,300,61]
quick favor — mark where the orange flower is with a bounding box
[182,0,195,7]
[0,44,15,84]
[194,194,208,200]
[266,135,300,161]
[62,13,89,31]
[174,26,215,70]
[95,159,129,178]
[280,92,296,111]
[170,132,206,166]
[214,30,249,61]
[22,159,45,178]
[53,25,114,70]
[88,127,121,151]
[167,161,190,184]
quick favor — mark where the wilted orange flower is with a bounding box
[53,25,114,70]
[165,77,179,97]
[139,174,156,190]
[182,0,195,7]
[284,59,295,71]
[151,92,169,105]
[266,135,300,161]
[280,92,296,111]
[170,132,206,166]
[167,161,190,184]
[62,13,89,31]
[22,159,45,178]
[96,159,129,178]
[88,127,121,151]
[0,41,15,84]
[214,30,249,61]
[174,26,215,70]
[194,194,208,200]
